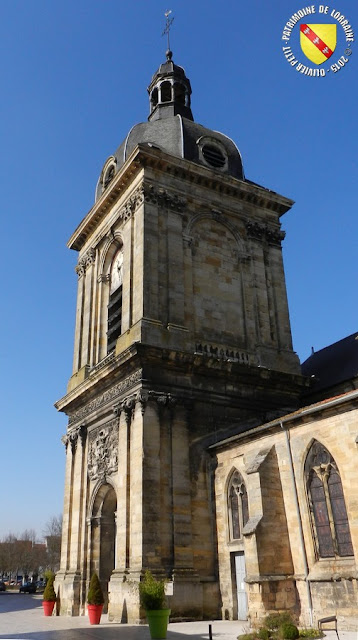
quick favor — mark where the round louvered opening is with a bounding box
[201,144,226,168]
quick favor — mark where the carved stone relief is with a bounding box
[115,182,186,227]
[68,372,191,430]
[75,248,96,278]
[88,420,119,481]
[68,370,142,425]
[245,221,285,246]
[194,343,257,365]
[113,390,177,422]
[142,183,186,212]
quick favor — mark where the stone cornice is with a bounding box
[67,151,143,252]
[55,344,141,415]
[67,144,294,252]
[56,343,307,428]
[67,370,142,425]
[138,145,294,215]
[67,388,180,430]
[68,386,180,428]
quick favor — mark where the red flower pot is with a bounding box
[42,600,56,616]
[88,603,103,625]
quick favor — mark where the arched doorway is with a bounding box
[90,483,117,608]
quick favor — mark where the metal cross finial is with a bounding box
[162,9,174,53]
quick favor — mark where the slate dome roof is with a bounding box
[95,53,244,201]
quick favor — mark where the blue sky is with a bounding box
[0,0,357,539]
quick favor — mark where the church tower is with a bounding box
[55,48,305,622]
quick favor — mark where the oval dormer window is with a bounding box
[202,144,226,168]
[197,137,228,172]
[104,164,115,188]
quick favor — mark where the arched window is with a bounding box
[107,250,123,353]
[228,471,249,540]
[103,164,115,189]
[305,441,353,559]
[174,82,186,105]
[160,81,172,103]
[151,87,158,108]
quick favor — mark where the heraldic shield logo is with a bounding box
[300,24,337,64]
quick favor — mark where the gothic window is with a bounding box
[228,471,249,540]
[107,250,123,353]
[305,441,353,559]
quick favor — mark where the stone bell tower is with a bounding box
[55,49,305,622]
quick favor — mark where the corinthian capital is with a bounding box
[61,435,69,450]
[136,390,149,415]
[122,397,136,425]
[75,247,96,278]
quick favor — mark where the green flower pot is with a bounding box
[146,609,171,639]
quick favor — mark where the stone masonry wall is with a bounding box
[215,404,358,628]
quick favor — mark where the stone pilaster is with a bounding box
[167,209,185,327]
[80,251,96,368]
[69,426,87,571]
[55,427,87,616]
[72,271,85,374]
[113,406,128,570]
[108,396,144,623]
[95,274,110,362]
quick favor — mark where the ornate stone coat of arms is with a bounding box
[87,421,118,481]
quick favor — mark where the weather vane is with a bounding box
[162,9,174,52]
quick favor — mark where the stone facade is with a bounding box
[55,133,307,622]
[55,55,358,629]
[214,392,358,630]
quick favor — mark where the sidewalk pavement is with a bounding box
[0,594,356,640]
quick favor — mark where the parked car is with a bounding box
[35,581,46,590]
[19,582,37,594]
[0,581,6,592]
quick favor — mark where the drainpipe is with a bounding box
[280,421,313,626]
